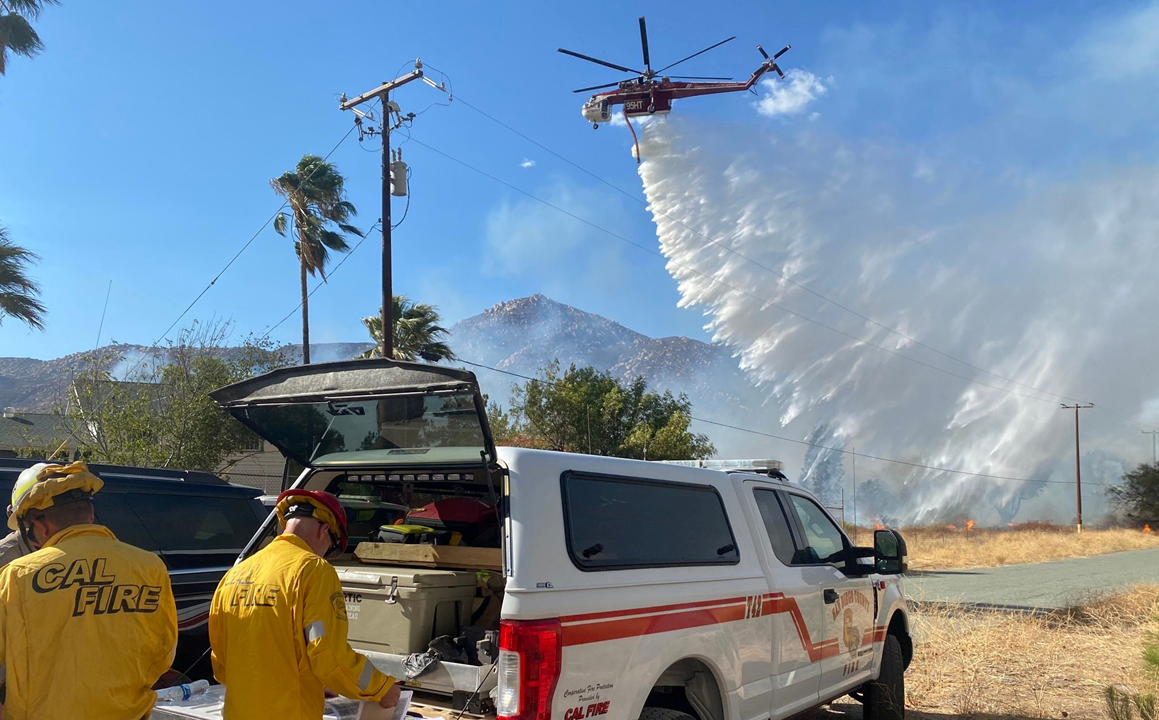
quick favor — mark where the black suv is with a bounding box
[0,458,269,678]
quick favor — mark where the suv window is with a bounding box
[127,494,258,553]
[787,494,845,564]
[93,494,157,552]
[752,489,798,566]
[562,472,739,570]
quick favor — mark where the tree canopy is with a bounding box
[491,360,714,461]
[1108,462,1159,523]
[359,295,455,362]
[65,323,291,472]
[271,154,360,364]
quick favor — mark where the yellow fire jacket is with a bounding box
[209,533,394,719]
[0,524,177,720]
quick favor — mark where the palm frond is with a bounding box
[0,291,45,330]
[273,211,288,237]
[5,1,60,21]
[0,13,44,74]
[359,295,455,362]
[0,230,45,330]
[317,229,350,253]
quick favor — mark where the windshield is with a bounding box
[239,392,487,467]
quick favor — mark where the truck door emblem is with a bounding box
[745,595,764,619]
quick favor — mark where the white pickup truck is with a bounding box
[152,360,912,720]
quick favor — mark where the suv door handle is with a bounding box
[824,589,839,604]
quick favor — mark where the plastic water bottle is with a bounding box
[156,679,211,702]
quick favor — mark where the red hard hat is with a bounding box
[275,489,349,554]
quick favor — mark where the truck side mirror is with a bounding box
[838,546,877,578]
[874,529,908,574]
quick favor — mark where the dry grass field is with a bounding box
[846,524,1159,572]
[822,585,1159,720]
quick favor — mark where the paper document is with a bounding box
[391,689,415,720]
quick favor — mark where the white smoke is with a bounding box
[634,117,1159,524]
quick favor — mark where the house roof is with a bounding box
[0,412,74,451]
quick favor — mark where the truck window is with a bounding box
[752,489,798,566]
[787,494,845,564]
[562,472,739,570]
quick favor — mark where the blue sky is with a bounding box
[1,0,1156,361]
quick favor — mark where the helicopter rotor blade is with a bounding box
[757,44,769,60]
[772,44,791,60]
[573,81,625,93]
[558,48,642,75]
[668,75,733,81]
[771,64,786,80]
[639,16,652,72]
[656,36,736,74]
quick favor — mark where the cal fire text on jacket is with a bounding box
[30,556,164,616]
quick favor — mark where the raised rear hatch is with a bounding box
[210,359,496,471]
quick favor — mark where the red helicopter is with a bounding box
[559,17,790,159]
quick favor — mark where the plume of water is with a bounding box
[635,117,1159,523]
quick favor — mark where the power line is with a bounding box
[405,135,1067,407]
[51,123,360,458]
[450,93,1155,433]
[260,220,383,339]
[454,358,1113,487]
[150,123,359,353]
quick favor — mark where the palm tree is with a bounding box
[271,154,360,365]
[0,226,45,329]
[0,0,58,75]
[360,295,455,362]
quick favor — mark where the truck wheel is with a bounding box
[864,634,905,720]
[638,708,698,720]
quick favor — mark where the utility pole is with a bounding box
[851,445,857,543]
[340,60,426,360]
[1143,430,1159,465]
[1061,403,1094,533]
[586,407,592,455]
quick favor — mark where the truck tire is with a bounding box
[638,708,698,720]
[864,634,905,720]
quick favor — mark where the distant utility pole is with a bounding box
[1061,403,1094,534]
[1143,430,1159,465]
[340,59,446,360]
[850,445,857,542]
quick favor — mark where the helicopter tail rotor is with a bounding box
[757,44,791,80]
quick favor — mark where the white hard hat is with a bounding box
[16,463,51,488]
[9,462,104,530]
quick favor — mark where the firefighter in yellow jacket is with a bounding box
[0,462,178,720]
[210,489,400,719]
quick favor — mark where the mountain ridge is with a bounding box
[1,295,752,415]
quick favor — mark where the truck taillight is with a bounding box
[497,619,562,720]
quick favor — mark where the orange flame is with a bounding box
[1144,524,1153,533]
[874,521,886,530]
[966,519,975,531]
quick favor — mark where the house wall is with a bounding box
[219,443,285,495]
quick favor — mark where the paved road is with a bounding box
[905,546,1159,610]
